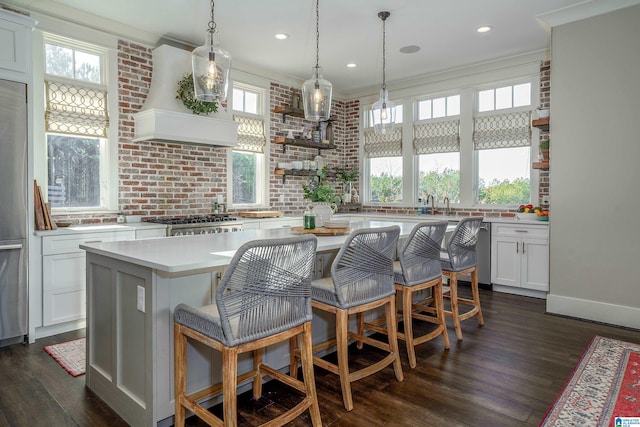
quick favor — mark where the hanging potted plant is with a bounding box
[334,167,359,203]
[540,139,550,161]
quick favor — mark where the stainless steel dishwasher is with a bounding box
[444,221,491,286]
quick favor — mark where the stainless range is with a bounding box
[145,214,243,236]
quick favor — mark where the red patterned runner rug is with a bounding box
[43,337,86,377]
[540,336,640,426]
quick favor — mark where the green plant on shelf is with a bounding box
[333,167,359,183]
[302,166,336,203]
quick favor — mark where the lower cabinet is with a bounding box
[40,230,136,329]
[491,223,549,297]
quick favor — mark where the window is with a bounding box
[231,84,267,206]
[417,95,460,120]
[474,102,532,205]
[478,83,531,112]
[44,37,110,210]
[415,95,461,203]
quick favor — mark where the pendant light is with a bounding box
[302,0,333,121]
[371,11,396,135]
[192,0,231,103]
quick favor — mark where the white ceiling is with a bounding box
[6,0,640,96]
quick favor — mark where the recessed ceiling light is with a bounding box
[275,33,289,40]
[399,45,420,54]
[346,63,357,68]
[477,26,492,33]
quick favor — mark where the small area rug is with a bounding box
[43,337,86,377]
[540,335,640,427]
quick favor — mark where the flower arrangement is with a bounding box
[176,73,218,115]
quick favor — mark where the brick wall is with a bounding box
[538,59,551,210]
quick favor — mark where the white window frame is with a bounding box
[38,32,118,213]
[227,73,270,209]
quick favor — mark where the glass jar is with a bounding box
[303,206,316,229]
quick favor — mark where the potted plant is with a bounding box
[334,167,359,203]
[302,166,335,203]
[540,139,550,161]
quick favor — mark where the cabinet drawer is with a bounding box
[492,224,548,239]
[42,230,136,255]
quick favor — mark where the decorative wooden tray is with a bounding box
[291,227,350,236]
[238,211,284,218]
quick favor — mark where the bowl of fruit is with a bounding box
[536,210,549,221]
[516,204,539,220]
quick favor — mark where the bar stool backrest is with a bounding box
[398,221,448,286]
[216,235,317,346]
[330,226,400,308]
[445,217,483,272]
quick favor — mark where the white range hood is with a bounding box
[133,44,238,147]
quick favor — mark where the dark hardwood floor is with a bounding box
[1,288,639,426]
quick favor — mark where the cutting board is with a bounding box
[291,227,350,236]
[238,211,284,218]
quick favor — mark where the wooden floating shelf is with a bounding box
[532,118,549,131]
[273,137,336,151]
[273,105,305,120]
[533,161,549,170]
[274,168,335,183]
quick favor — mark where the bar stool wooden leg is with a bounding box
[222,346,239,427]
[289,335,299,380]
[400,287,417,369]
[336,309,354,411]
[300,322,323,427]
[252,347,263,400]
[471,267,484,325]
[385,294,404,381]
[356,312,365,350]
[174,324,187,427]
[434,280,451,349]
[449,273,463,340]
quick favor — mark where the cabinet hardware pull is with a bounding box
[84,240,102,244]
[522,242,525,254]
[0,244,23,251]
[515,230,528,233]
[516,242,519,253]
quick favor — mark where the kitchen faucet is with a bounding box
[443,196,451,215]
[426,194,435,215]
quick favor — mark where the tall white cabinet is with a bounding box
[491,222,549,299]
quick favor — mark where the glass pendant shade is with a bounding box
[371,88,396,134]
[192,29,231,103]
[302,66,332,121]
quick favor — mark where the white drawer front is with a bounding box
[492,224,548,239]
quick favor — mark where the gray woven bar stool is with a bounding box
[173,235,322,427]
[386,221,451,368]
[440,217,485,340]
[293,226,403,412]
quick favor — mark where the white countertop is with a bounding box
[80,220,423,273]
[34,222,167,236]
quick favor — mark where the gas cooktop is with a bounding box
[145,215,239,225]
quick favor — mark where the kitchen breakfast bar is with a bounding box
[80,220,423,427]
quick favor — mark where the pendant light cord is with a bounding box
[379,11,389,91]
[208,0,217,32]
[315,0,320,69]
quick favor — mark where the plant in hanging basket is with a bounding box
[176,73,218,115]
[539,140,550,161]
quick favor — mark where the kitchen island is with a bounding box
[80,220,423,427]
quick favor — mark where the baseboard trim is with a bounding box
[546,294,640,330]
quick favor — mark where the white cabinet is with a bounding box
[40,229,135,328]
[0,9,35,82]
[491,223,549,298]
[259,217,302,229]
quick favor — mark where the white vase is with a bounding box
[311,202,333,227]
